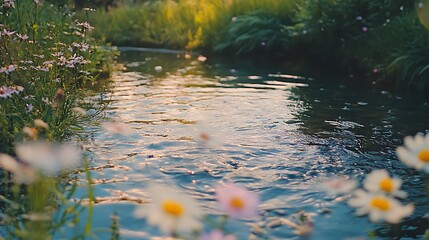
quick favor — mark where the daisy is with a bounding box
[396,132,429,172]
[320,176,357,196]
[134,183,203,235]
[0,86,14,98]
[0,154,37,184]
[15,142,82,175]
[348,189,413,224]
[363,169,406,198]
[215,182,259,219]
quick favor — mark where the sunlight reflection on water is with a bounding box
[71,51,429,240]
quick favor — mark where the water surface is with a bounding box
[75,50,429,239]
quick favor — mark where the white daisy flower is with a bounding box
[15,142,82,175]
[396,132,429,172]
[363,169,407,198]
[134,183,203,235]
[348,189,414,224]
[0,154,37,184]
[320,176,357,196]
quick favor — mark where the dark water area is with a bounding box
[73,50,429,239]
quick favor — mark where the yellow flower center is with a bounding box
[370,197,391,211]
[230,197,244,209]
[162,200,184,217]
[379,178,394,192]
[418,150,429,163]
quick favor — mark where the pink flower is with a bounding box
[200,229,236,240]
[215,182,259,219]
[101,121,135,136]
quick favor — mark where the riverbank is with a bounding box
[86,0,429,92]
[0,1,117,238]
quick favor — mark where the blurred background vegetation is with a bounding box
[63,0,429,92]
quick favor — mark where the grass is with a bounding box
[0,0,117,239]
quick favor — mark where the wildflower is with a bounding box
[16,33,29,40]
[154,66,163,72]
[200,229,236,240]
[0,86,14,98]
[134,183,203,234]
[76,21,95,31]
[0,65,17,74]
[26,103,33,112]
[11,85,23,94]
[72,107,86,116]
[15,142,82,175]
[281,211,314,237]
[22,127,38,140]
[363,169,406,198]
[42,97,51,105]
[348,190,413,224]
[0,154,37,184]
[101,122,134,136]
[396,132,429,172]
[33,0,40,5]
[197,55,207,62]
[34,119,49,130]
[2,29,15,37]
[320,176,356,196]
[215,182,259,219]
[192,122,223,145]
[54,88,65,100]
[51,52,63,57]
[2,0,15,8]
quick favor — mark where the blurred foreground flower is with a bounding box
[396,132,429,172]
[154,66,163,72]
[197,55,207,62]
[348,189,413,224]
[0,154,37,184]
[22,126,38,140]
[321,176,356,196]
[281,211,314,237]
[34,119,49,130]
[363,169,406,198]
[15,142,82,175]
[215,182,259,219]
[200,229,236,240]
[134,184,203,235]
[101,121,135,136]
[72,107,87,116]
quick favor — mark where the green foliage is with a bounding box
[214,11,288,56]
[0,0,115,154]
[87,0,429,91]
[0,1,116,238]
[85,0,299,51]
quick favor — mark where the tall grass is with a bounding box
[0,0,116,239]
[87,0,299,50]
